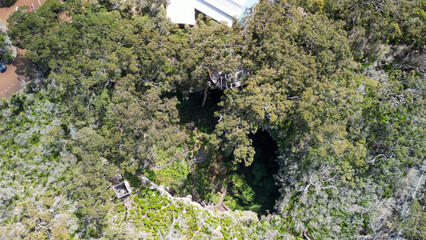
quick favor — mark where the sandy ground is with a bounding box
[0,48,28,98]
[0,0,45,99]
[59,10,72,22]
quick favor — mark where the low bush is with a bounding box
[0,34,5,46]
[5,53,13,63]
[3,0,16,7]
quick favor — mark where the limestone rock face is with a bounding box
[0,20,17,61]
[8,42,17,59]
[0,20,6,33]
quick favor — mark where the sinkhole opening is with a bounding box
[237,130,280,214]
[175,89,280,214]
[176,89,223,134]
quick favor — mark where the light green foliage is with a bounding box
[0,94,78,238]
[103,188,292,239]
[1,0,424,239]
[230,174,255,205]
[154,158,190,192]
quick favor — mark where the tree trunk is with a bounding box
[201,82,211,108]
[303,229,311,240]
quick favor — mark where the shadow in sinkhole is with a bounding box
[175,89,280,214]
[176,89,223,134]
[238,130,281,214]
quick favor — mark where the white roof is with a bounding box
[167,0,258,27]
[202,0,246,18]
[166,0,196,25]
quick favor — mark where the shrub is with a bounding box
[5,54,13,63]
[0,34,5,46]
[3,0,16,7]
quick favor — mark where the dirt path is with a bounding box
[400,159,425,219]
[216,185,229,212]
[0,0,45,99]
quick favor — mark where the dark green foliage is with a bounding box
[217,1,424,238]
[67,153,117,237]
[3,0,16,7]
[5,54,13,63]
[1,0,424,238]
[177,89,223,134]
[239,131,280,214]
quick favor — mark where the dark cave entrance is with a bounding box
[176,90,280,214]
[176,89,223,134]
[238,130,280,214]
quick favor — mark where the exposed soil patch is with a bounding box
[59,10,72,23]
[0,48,27,98]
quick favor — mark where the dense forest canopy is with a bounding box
[0,0,425,239]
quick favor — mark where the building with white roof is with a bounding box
[166,0,258,27]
